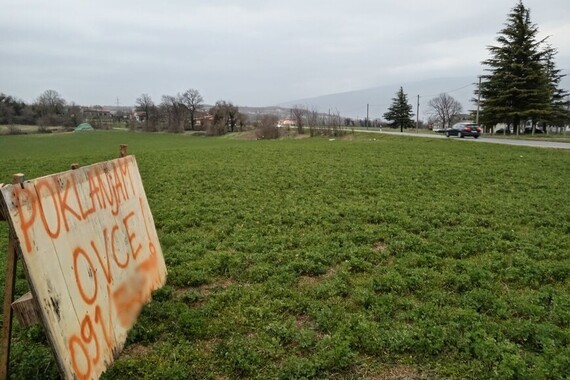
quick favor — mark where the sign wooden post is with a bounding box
[0,174,25,380]
[0,144,166,380]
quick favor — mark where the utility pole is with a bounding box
[366,103,369,128]
[416,95,420,133]
[476,76,481,131]
[563,94,570,136]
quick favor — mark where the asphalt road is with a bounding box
[354,129,570,150]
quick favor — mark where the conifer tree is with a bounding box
[383,87,414,132]
[478,1,560,134]
[542,45,570,130]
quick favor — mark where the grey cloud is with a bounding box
[1,0,568,107]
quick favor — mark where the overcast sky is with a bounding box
[1,0,569,107]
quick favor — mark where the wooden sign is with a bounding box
[0,156,167,380]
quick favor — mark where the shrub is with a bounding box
[7,124,24,135]
[206,121,227,136]
[279,356,318,379]
[256,125,280,140]
[256,114,280,139]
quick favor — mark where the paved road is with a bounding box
[354,129,570,150]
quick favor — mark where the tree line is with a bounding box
[0,90,88,131]
[134,90,246,135]
[0,88,249,136]
[3,2,568,137]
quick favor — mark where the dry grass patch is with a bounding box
[197,278,235,296]
[356,365,430,380]
[121,343,152,358]
[298,264,340,287]
[372,241,387,252]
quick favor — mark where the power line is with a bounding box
[422,83,475,98]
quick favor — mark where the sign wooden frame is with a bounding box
[0,144,166,380]
[0,174,24,380]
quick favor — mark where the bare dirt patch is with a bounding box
[357,365,429,380]
[297,264,340,287]
[294,314,312,328]
[372,241,387,252]
[196,278,235,297]
[173,278,235,301]
[122,343,152,358]
[298,275,323,286]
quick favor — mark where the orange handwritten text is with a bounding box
[14,159,136,254]
[66,194,164,380]
[6,157,166,380]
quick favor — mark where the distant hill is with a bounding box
[277,76,570,121]
[107,74,569,122]
[277,76,479,120]
[238,106,292,120]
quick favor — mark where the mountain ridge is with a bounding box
[277,76,480,120]
[276,75,570,120]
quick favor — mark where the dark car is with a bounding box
[446,122,481,138]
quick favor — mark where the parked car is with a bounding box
[446,122,482,138]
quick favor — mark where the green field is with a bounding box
[1,131,569,379]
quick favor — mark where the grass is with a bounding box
[0,125,39,135]
[487,133,570,143]
[1,131,569,379]
[381,128,570,142]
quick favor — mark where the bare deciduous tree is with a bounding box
[427,93,463,129]
[306,106,319,128]
[328,108,342,128]
[36,89,66,116]
[181,89,204,130]
[258,114,279,128]
[306,106,320,136]
[256,114,280,139]
[161,94,187,133]
[35,89,66,127]
[237,112,248,132]
[327,109,345,137]
[209,100,241,134]
[291,105,306,134]
[135,94,158,131]
[65,102,83,129]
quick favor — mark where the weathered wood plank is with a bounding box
[0,232,18,380]
[0,184,4,222]
[12,292,41,327]
[0,157,166,380]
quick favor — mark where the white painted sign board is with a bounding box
[0,156,167,380]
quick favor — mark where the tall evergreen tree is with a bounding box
[542,45,570,130]
[383,87,414,132]
[478,1,551,134]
